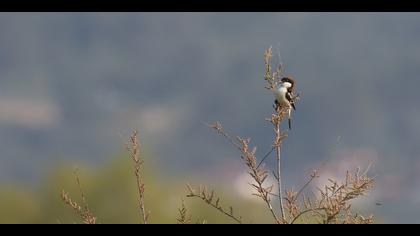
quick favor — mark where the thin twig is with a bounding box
[202,121,241,150]
[207,123,281,223]
[247,158,281,224]
[205,121,275,171]
[290,207,326,224]
[186,185,242,224]
[267,106,289,222]
[256,146,275,169]
[275,121,285,220]
[74,170,89,213]
[295,170,319,201]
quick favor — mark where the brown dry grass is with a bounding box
[125,129,150,224]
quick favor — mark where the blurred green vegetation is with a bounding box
[0,154,279,224]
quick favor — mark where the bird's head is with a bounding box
[281,76,295,89]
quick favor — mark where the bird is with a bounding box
[273,76,296,130]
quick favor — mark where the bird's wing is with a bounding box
[286,92,296,110]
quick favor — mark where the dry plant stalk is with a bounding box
[208,121,374,224]
[191,47,373,224]
[264,46,301,221]
[61,172,96,224]
[267,107,289,220]
[186,184,243,224]
[177,199,192,224]
[126,129,150,224]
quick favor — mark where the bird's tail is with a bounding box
[288,108,292,130]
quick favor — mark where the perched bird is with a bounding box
[273,76,296,130]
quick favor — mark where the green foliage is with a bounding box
[0,155,276,223]
[0,186,41,223]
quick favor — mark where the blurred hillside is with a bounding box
[0,13,420,223]
[0,156,290,224]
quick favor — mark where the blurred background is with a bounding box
[0,12,419,223]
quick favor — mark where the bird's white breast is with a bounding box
[274,87,290,107]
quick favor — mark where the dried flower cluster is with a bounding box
[206,120,374,224]
[126,129,150,224]
[264,46,283,90]
[61,173,96,224]
[288,168,374,224]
